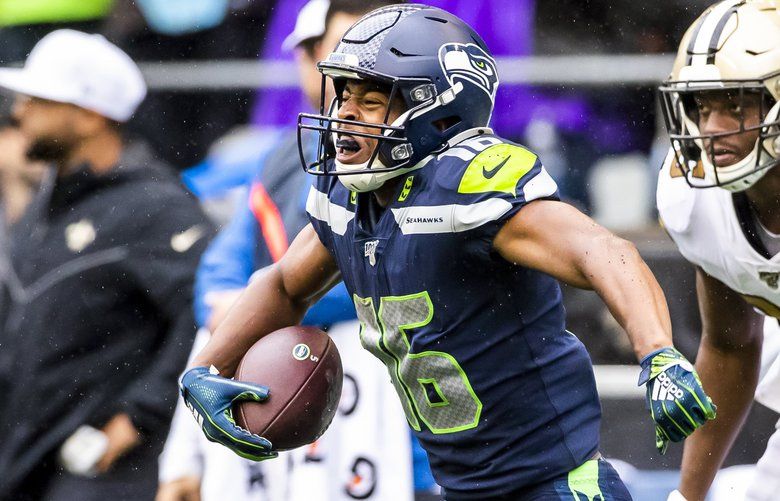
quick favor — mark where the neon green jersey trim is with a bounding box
[398,175,415,202]
[567,459,604,501]
[457,143,537,196]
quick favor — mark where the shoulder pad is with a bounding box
[657,148,696,234]
[306,183,354,236]
[457,143,538,196]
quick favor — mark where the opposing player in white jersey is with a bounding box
[656,1,780,500]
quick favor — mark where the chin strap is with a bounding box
[717,146,778,192]
[336,155,432,193]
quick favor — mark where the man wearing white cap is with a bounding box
[0,30,212,500]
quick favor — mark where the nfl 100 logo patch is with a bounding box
[364,240,379,266]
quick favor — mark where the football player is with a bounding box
[656,1,780,500]
[181,5,715,499]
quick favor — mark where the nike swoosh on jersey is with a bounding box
[482,156,510,179]
[171,225,205,253]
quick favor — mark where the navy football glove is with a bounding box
[638,347,716,454]
[180,366,277,461]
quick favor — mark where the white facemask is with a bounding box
[681,100,780,192]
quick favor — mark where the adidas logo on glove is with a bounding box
[651,372,684,401]
[185,399,205,427]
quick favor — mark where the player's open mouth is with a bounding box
[335,136,364,163]
[712,147,740,166]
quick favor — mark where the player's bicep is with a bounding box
[493,200,623,288]
[695,267,763,348]
[277,224,342,306]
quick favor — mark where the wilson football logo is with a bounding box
[293,343,311,361]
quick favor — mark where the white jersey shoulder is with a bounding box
[657,148,780,317]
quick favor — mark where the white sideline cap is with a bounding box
[282,0,330,52]
[0,29,146,122]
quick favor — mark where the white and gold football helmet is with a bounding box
[659,0,780,191]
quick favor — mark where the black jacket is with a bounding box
[0,144,213,495]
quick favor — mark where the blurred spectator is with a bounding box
[194,0,360,332]
[158,2,430,500]
[181,125,285,228]
[0,30,212,500]
[0,124,46,226]
[0,123,47,416]
[249,0,319,126]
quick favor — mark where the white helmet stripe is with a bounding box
[689,0,743,67]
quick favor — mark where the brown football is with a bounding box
[233,325,343,451]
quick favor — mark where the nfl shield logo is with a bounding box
[364,240,379,266]
[759,271,780,290]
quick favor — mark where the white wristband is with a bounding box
[58,425,109,477]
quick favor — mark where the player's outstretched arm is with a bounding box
[676,268,763,501]
[493,200,715,452]
[494,200,671,357]
[180,224,341,460]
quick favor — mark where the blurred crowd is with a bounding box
[0,1,724,500]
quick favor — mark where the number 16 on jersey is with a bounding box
[354,291,482,434]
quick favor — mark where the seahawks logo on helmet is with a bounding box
[438,42,499,100]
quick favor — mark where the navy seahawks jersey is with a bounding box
[306,129,601,498]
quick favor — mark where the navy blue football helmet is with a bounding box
[298,4,499,191]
